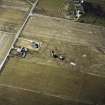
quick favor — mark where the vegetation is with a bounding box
[78,0,105,27]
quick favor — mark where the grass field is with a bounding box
[0,0,105,105]
[0,56,105,105]
[0,57,92,105]
[0,7,26,25]
[0,15,104,105]
[0,1,32,104]
[0,0,31,11]
[35,0,65,17]
[0,0,30,70]
[33,0,105,27]
[0,0,31,31]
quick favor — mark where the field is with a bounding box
[34,0,105,26]
[35,0,65,18]
[0,0,30,69]
[21,15,105,77]
[0,0,31,11]
[0,1,31,104]
[0,56,105,105]
[0,15,105,105]
[0,0,105,105]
